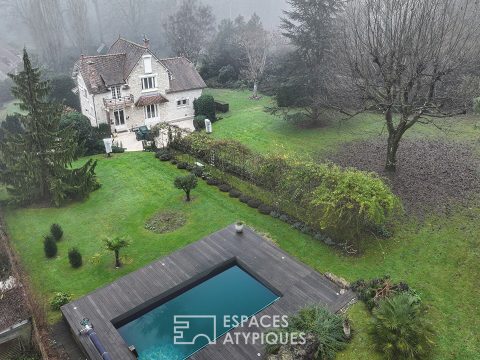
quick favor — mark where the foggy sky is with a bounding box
[0,0,289,53]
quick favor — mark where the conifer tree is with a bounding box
[0,49,99,206]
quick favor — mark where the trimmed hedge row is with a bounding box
[169,133,400,250]
[165,158,342,248]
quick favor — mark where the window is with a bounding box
[111,86,121,99]
[141,76,156,90]
[176,98,189,107]
[144,104,158,119]
[113,109,125,126]
[83,88,87,98]
[143,55,152,74]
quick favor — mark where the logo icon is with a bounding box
[173,315,217,345]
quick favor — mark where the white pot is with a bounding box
[235,223,244,233]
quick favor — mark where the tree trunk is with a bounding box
[186,190,191,201]
[114,249,120,268]
[252,80,258,99]
[386,133,400,172]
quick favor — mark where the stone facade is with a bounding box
[75,39,205,132]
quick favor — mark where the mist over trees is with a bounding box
[1,0,479,172]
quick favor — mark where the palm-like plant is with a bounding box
[266,305,347,360]
[372,293,435,359]
[104,237,130,268]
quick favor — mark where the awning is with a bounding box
[135,94,169,106]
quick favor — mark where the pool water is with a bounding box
[117,265,279,360]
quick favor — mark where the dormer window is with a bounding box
[143,55,152,74]
[111,85,121,99]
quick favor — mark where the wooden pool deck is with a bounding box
[62,225,355,360]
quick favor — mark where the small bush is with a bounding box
[193,94,216,122]
[43,235,58,258]
[218,184,232,192]
[265,305,348,359]
[193,115,207,131]
[270,211,281,218]
[155,148,173,161]
[51,292,72,310]
[352,276,418,311]
[229,189,242,198]
[112,145,125,153]
[171,159,178,165]
[239,194,251,203]
[258,204,273,215]
[177,162,189,170]
[279,214,294,224]
[206,178,220,186]
[247,199,261,208]
[191,165,204,177]
[68,248,83,268]
[50,223,63,241]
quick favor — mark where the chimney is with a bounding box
[143,35,150,48]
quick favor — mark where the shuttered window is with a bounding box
[143,55,152,74]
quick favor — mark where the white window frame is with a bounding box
[141,74,157,92]
[111,85,121,99]
[113,109,125,126]
[144,104,158,119]
[176,98,189,108]
[143,55,153,74]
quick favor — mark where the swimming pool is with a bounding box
[116,264,280,360]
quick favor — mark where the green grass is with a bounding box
[206,89,480,158]
[4,152,480,359]
[4,89,480,358]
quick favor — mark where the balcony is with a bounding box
[103,94,134,109]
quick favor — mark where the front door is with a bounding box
[113,109,126,131]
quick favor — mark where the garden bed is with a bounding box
[324,139,480,214]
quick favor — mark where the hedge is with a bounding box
[166,130,401,250]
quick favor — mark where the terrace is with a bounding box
[61,225,355,360]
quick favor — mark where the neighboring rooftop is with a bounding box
[62,225,355,360]
[75,38,206,95]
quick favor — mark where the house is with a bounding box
[73,37,206,132]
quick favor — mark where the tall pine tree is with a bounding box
[280,0,343,122]
[0,49,99,206]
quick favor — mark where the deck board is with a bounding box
[62,225,355,360]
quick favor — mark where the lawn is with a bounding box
[4,152,480,359]
[205,88,480,158]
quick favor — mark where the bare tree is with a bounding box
[65,0,91,54]
[114,0,148,38]
[90,0,105,44]
[7,0,65,70]
[343,0,480,171]
[164,0,215,63]
[238,14,270,99]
